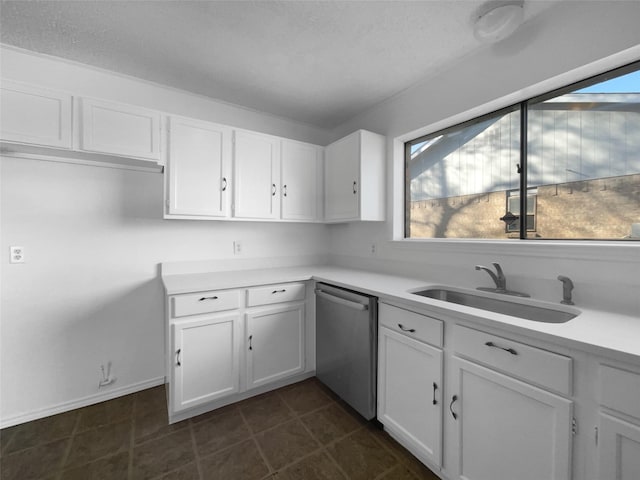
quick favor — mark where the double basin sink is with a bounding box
[411,287,579,323]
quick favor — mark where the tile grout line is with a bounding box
[322,426,367,480]
[128,395,137,480]
[295,409,353,479]
[276,384,358,479]
[55,409,83,479]
[237,403,275,476]
[187,420,205,480]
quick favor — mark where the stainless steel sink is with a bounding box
[411,287,579,323]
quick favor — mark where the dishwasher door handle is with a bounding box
[315,289,369,311]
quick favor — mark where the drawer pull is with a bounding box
[485,341,518,355]
[450,395,458,420]
[176,349,181,366]
[198,296,219,301]
[398,323,416,333]
[249,335,253,351]
[272,289,286,294]
[433,382,438,405]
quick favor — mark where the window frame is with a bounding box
[403,60,640,242]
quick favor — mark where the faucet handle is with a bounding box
[557,275,575,305]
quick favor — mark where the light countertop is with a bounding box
[162,265,640,365]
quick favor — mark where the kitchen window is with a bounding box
[405,62,640,240]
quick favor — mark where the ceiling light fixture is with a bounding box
[473,2,524,44]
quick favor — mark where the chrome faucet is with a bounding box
[475,262,530,297]
[475,263,506,291]
[557,275,575,305]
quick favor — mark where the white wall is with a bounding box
[327,1,640,316]
[0,47,331,426]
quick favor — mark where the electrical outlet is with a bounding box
[10,246,25,263]
[233,241,242,255]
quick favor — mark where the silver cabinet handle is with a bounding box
[272,289,286,294]
[398,323,416,333]
[198,296,218,301]
[249,335,253,351]
[176,349,181,366]
[272,184,276,196]
[221,177,228,192]
[283,185,287,197]
[433,382,438,405]
[353,181,357,194]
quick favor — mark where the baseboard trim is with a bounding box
[0,376,166,429]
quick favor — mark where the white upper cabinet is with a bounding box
[166,116,232,218]
[0,80,72,149]
[233,130,281,219]
[324,129,385,222]
[79,97,161,160]
[281,139,322,222]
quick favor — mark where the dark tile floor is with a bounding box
[0,378,441,480]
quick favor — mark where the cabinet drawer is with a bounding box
[172,290,240,318]
[600,364,640,419]
[453,324,572,396]
[246,283,306,307]
[379,303,443,348]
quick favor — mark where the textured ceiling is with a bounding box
[0,1,557,128]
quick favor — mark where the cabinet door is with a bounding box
[281,140,320,221]
[80,97,161,160]
[378,326,443,467]
[598,413,640,480]
[451,356,572,480]
[246,303,305,389]
[0,80,72,149]
[233,130,280,219]
[324,133,360,221]
[167,117,231,217]
[171,314,240,412]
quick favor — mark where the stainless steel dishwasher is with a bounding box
[315,282,377,420]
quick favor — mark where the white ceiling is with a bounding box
[0,1,558,128]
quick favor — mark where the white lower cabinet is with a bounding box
[167,282,309,423]
[246,302,305,389]
[596,362,640,479]
[598,413,640,480]
[377,305,576,480]
[450,356,573,480]
[378,325,443,467]
[171,313,241,412]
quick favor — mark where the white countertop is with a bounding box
[162,265,640,364]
